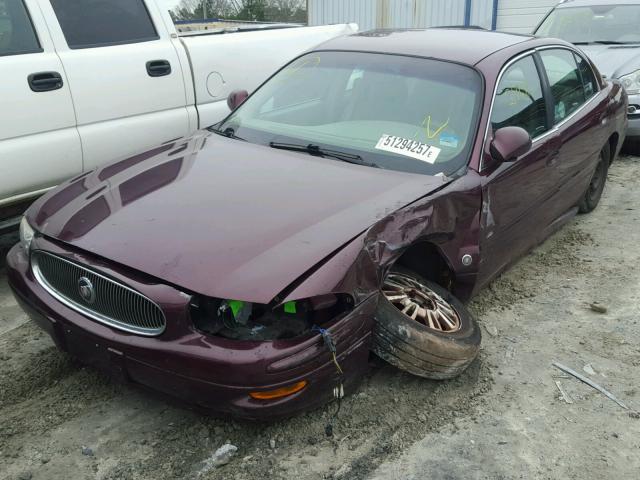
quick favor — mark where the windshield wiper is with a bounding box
[573,40,628,45]
[269,142,378,168]
[208,125,245,141]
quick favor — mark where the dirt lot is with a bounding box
[1,156,639,480]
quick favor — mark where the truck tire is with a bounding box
[578,146,609,214]
[372,266,481,380]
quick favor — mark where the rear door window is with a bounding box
[49,0,158,49]
[574,52,598,99]
[491,55,548,139]
[540,49,586,123]
[0,0,41,56]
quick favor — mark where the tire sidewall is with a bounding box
[376,266,481,355]
[581,147,610,213]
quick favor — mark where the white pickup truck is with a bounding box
[0,0,356,226]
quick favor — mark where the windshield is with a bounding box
[218,51,482,176]
[536,5,640,44]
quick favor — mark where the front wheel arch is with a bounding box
[372,265,481,380]
[393,241,456,292]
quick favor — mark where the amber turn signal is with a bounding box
[249,380,307,400]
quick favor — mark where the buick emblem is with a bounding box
[78,277,96,304]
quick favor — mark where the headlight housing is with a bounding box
[19,217,35,251]
[619,70,640,95]
[190,294,354,341]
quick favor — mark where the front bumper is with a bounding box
[627,115,640,137]
[626,93,640,137]
[6,240,375,420]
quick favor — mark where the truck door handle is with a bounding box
[146,60,171,77]
[28,72,63,92]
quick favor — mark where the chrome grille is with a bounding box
[32,250,166,336]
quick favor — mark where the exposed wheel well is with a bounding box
[394,242,454,291]
[608,133,619,163]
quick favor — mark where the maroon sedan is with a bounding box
[7,29,627,419]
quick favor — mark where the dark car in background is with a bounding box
[535,0,640,147]
[6,29,627,419]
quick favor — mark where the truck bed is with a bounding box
[182,23,358,127]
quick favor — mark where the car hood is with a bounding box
[29,132,448,303]
[578,44,640,79]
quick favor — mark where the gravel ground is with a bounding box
[1,157,639,480]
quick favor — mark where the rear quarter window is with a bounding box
[574,52,598,99]
[540,49,586,123]
[50,0,158,49]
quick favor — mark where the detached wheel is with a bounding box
[578,146,609,214]
[372,267,481,380]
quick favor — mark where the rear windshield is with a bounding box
[219,51,482,177]
[536,5,640,44]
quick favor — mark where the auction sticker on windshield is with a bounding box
[375,135,441,163]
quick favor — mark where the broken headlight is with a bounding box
[190,294,354,341]
[19,217,35,251]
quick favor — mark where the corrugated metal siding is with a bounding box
[308,0,491,30]
[471,0,494,29]
[384,0,466,28]
[496,0,557,34]
[308,0,377,31]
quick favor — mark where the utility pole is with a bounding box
[203,0,207,20]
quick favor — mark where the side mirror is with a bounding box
[227,89,248,111]
[489,126,532,164]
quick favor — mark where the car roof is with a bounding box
[556,0,640,7]
[315,28,537,66]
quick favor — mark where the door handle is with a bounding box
[28,72,63,92]
[146,60,171,77]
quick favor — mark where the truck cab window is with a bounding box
[49,0,158,49]
[0,0,40,56]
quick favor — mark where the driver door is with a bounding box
[476,53,562,288]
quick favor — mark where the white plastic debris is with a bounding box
[201,443,238,472]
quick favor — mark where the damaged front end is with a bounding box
[279,171,483,310]
[190,293,355,341]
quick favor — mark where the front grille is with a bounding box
[32,250,166,336]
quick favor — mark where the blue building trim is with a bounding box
[491,0,499,30]
[464,0,472,26]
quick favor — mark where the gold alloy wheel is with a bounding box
[382,272,462,333]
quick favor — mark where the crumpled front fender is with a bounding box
[282,171,483,304]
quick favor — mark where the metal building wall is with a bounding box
[471,0,495,29]
[496,0,556,34]
[383,0,466,28]
[308,0,495,30]
[308,0,378,30]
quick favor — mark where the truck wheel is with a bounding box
[372,266,481,380]
[578,147,609,214]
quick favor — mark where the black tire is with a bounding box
[372,266,481,380]
[578,146,609,214]
[621,137,640,156]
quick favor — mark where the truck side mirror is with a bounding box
[490,126,532,164]
[227,89,249,110]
